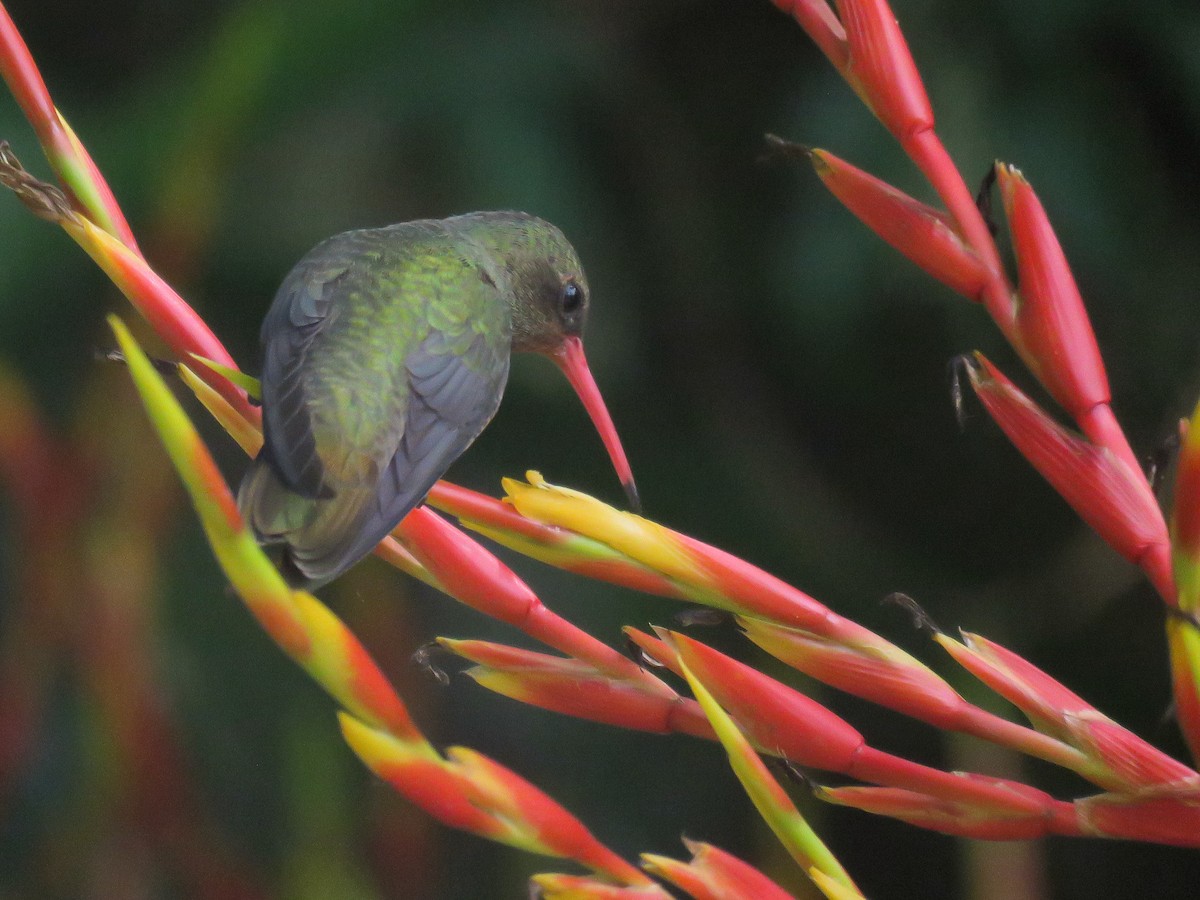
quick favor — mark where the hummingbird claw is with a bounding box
[947,355,973,431]
[412,642,451,685]
[769,756,813,790]
[1145,428,1182,492]
[625,635,665,669]
[97,346,180,376]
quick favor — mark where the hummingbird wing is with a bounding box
[292,328,509,582]
[242,224,511,588]
[257,249,350,499]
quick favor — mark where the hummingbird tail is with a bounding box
[238,458,308,543]
[238,455,386,590]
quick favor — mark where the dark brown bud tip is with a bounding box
[622,477,642,515]
[882,592,943,635]
[759,133,813,165]
[0,141,78,223]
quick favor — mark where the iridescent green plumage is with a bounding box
[238,211,600,589]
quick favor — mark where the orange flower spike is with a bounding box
[0,6,137,248]
[438,638,712,739]
[817,785,1061,841]
[997,165,1115,438]
[667,631,860,894]
[1074,718,1200,790]
[667,629,1059,817]
[68,216,243,385]
[0,8,56,156]
[531,874,672,900]
[397,506,539,624]
[338,714,500,836]
[398,507,658,688]
[642,840,796,900]
[935,630,1090,740]
[344,713,651,883]
[968,355,1173,601]
[1076,790,1200,847]
[447,746,651,885]
[503,474,709,588]
[177,365,263,458]
[0,146,250,419]
[739,617,1099,777]
[939,631,1199,790]
[663,630,865,771]
[430,479,568,545]
[672,533,844,629]
[112,316,420,741]
[808,147,988,300]
[739,614,968,729]
[431,480,681,598]
[503,474,839,628]
[835,0,933,144]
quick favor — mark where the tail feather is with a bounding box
[237,455,380,590]
[237,457,313,544]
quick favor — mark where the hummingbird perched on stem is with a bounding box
[237,211,638,590]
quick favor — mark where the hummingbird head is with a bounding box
[450,210,640,511]
[482,213,592,355]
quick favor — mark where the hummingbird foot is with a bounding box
[97,347,180,377]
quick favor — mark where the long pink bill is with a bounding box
[552,336,641,513]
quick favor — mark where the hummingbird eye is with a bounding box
[560,280,583,315]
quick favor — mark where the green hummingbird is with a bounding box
[237,211,638,590]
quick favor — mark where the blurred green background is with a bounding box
[2,0,1200,897]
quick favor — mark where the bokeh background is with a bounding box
[2,0,1200,897]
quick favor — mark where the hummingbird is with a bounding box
[237,211,638,590]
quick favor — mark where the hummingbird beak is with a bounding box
[551,336,641,513]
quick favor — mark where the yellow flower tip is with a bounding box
[650,625,676,647]
[107,312,130,341]
[187,353,263,400]
[339,710,433,770]
[504,474,704,584]
[638,854,673,877]
[336,711,375,758]
[340,712,403,764]
[930,630,960,653]
[809,867,866,900]
[444,744,485,773]
[955,630,983,651]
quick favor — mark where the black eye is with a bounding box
[561,280,583,314]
